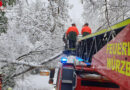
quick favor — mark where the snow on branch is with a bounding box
[41,51,62,65]
[0,60,43,67]
[0,51,62,68]
[13,51,62,77]
[16,46,63,61]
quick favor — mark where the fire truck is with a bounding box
[54,18,130,90]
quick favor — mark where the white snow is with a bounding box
[14,75,54,90]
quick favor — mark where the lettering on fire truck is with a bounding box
[106,42,130,76]
[106,42,130,56]
[107,57,130,76]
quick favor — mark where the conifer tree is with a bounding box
[0,0,16,34]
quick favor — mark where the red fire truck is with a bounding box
[53,18,130,90]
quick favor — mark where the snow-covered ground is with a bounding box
[14,75,54,90]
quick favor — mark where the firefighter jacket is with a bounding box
[81,26,92,36]
[66,26,79,41]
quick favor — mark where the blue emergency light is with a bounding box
[61,57,67,63]
[85,62,91,66]
[76,57,83,61]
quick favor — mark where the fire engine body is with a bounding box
[56,59,125,90]
[56,18,130,90]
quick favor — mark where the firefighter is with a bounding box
[66,23,79,49]
[81,23,92,37]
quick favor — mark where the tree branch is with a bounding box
[16,46,63,61]
[0,51,62,77]
[96,8,130,32]
[1,51,62,67]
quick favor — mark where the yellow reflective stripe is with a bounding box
[68,48,76,50]
[79,18,130,41]
[110,18,130,30]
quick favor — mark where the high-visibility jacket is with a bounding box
[81,26,92,35]
[66,26,79,36]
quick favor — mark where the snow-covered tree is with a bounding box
[0,0,70,89]
[82,0,130,32]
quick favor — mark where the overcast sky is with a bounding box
[67,0,84,32]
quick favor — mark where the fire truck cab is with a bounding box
[55,57,122,90]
